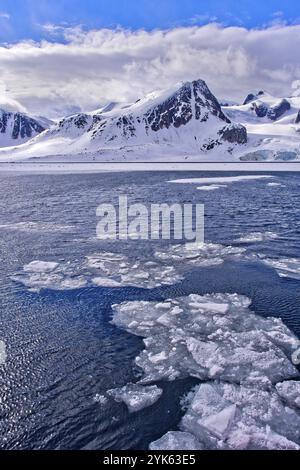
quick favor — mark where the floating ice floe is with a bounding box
[275,381,300,409]
[0,340,6,365]
[267,182,285,187]
[149,431,203,450]
[262,257,300,280]
[154,242,245,268]
[11,260,87,292]
[180,382,300,450]
[235,232,278,243]
[112,293,299,386]
[169,175,274,185]
[0,221,74,233]
[197,185,227,191]
[111,293,300,449]
[107,383,163,413]
[86,252,183,288]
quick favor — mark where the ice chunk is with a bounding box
[0,340,6,365]
[149,431,203,450]
[24,261,59,273]
[262,257,300,280]
[275,381,300,409]
[154,242,245,268]
[181,382,300,450]
[197,185,227,191]
[107,383,163,413]
[93,394,108,405]
[199,404,236,439]
[235,232,278,243]
[92,277,122,287]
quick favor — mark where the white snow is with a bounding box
[107,383,163,413]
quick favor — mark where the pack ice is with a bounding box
[112,293,300,449]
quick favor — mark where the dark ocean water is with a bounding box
[0,171,299,449]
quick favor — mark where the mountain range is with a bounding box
[0,79,299,162]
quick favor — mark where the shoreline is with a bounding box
[1,161,300,174]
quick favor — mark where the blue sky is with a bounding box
[0,1,300,117]
[0,0,300,42]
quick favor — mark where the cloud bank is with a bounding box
[0,23,300,117]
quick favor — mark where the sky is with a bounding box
[0,0,300,117]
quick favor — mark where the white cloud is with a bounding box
[0,12,10,20]
[0,23,300,117]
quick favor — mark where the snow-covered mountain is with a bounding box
[0,80,247,160]
[1,80,299,162]
[224,91,300,161]
[0,109,50,147]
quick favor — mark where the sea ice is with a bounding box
[0,340,6,365]
[86,252,183,288]
[262,257,300,279]
[275,381,300,409]
[235,232,278,243]
[112,293,299,386]
[197,185,227,191]
[0,221,74,233]
[154,242,245,268]
[12,260,87,292]
[107,383,163,413]
[24,261,59,273]
[180,382,300,450]
[149,431,203,450]
[169,175,273,185]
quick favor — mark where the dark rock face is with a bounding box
[58,113,90,130]
[219,124,247,144]
[243,91,264,105]
[144,80,230,132]
[0,111,45,140]
[267,99,290,121]
[243,94,256,105]
[295,110,300,124]
[252,103,268,118]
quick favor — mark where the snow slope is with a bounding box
[0,82,299,162]
[224,91,300,161]
[0,80,247,161]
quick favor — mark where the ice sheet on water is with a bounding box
[275,381,300,409]
[154,242,245,268]
[12,260,87,292]
[180,382,300,450]
[197,185,227,191]
[235,232,278,243]
[0,221,74,233]
[112,293,299,386]
[107,383,162,413]
[262,257,300,279]
[0,340,6,365]
[169,175,273,185]
[86,252,183,288]
[149,431,203,450]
